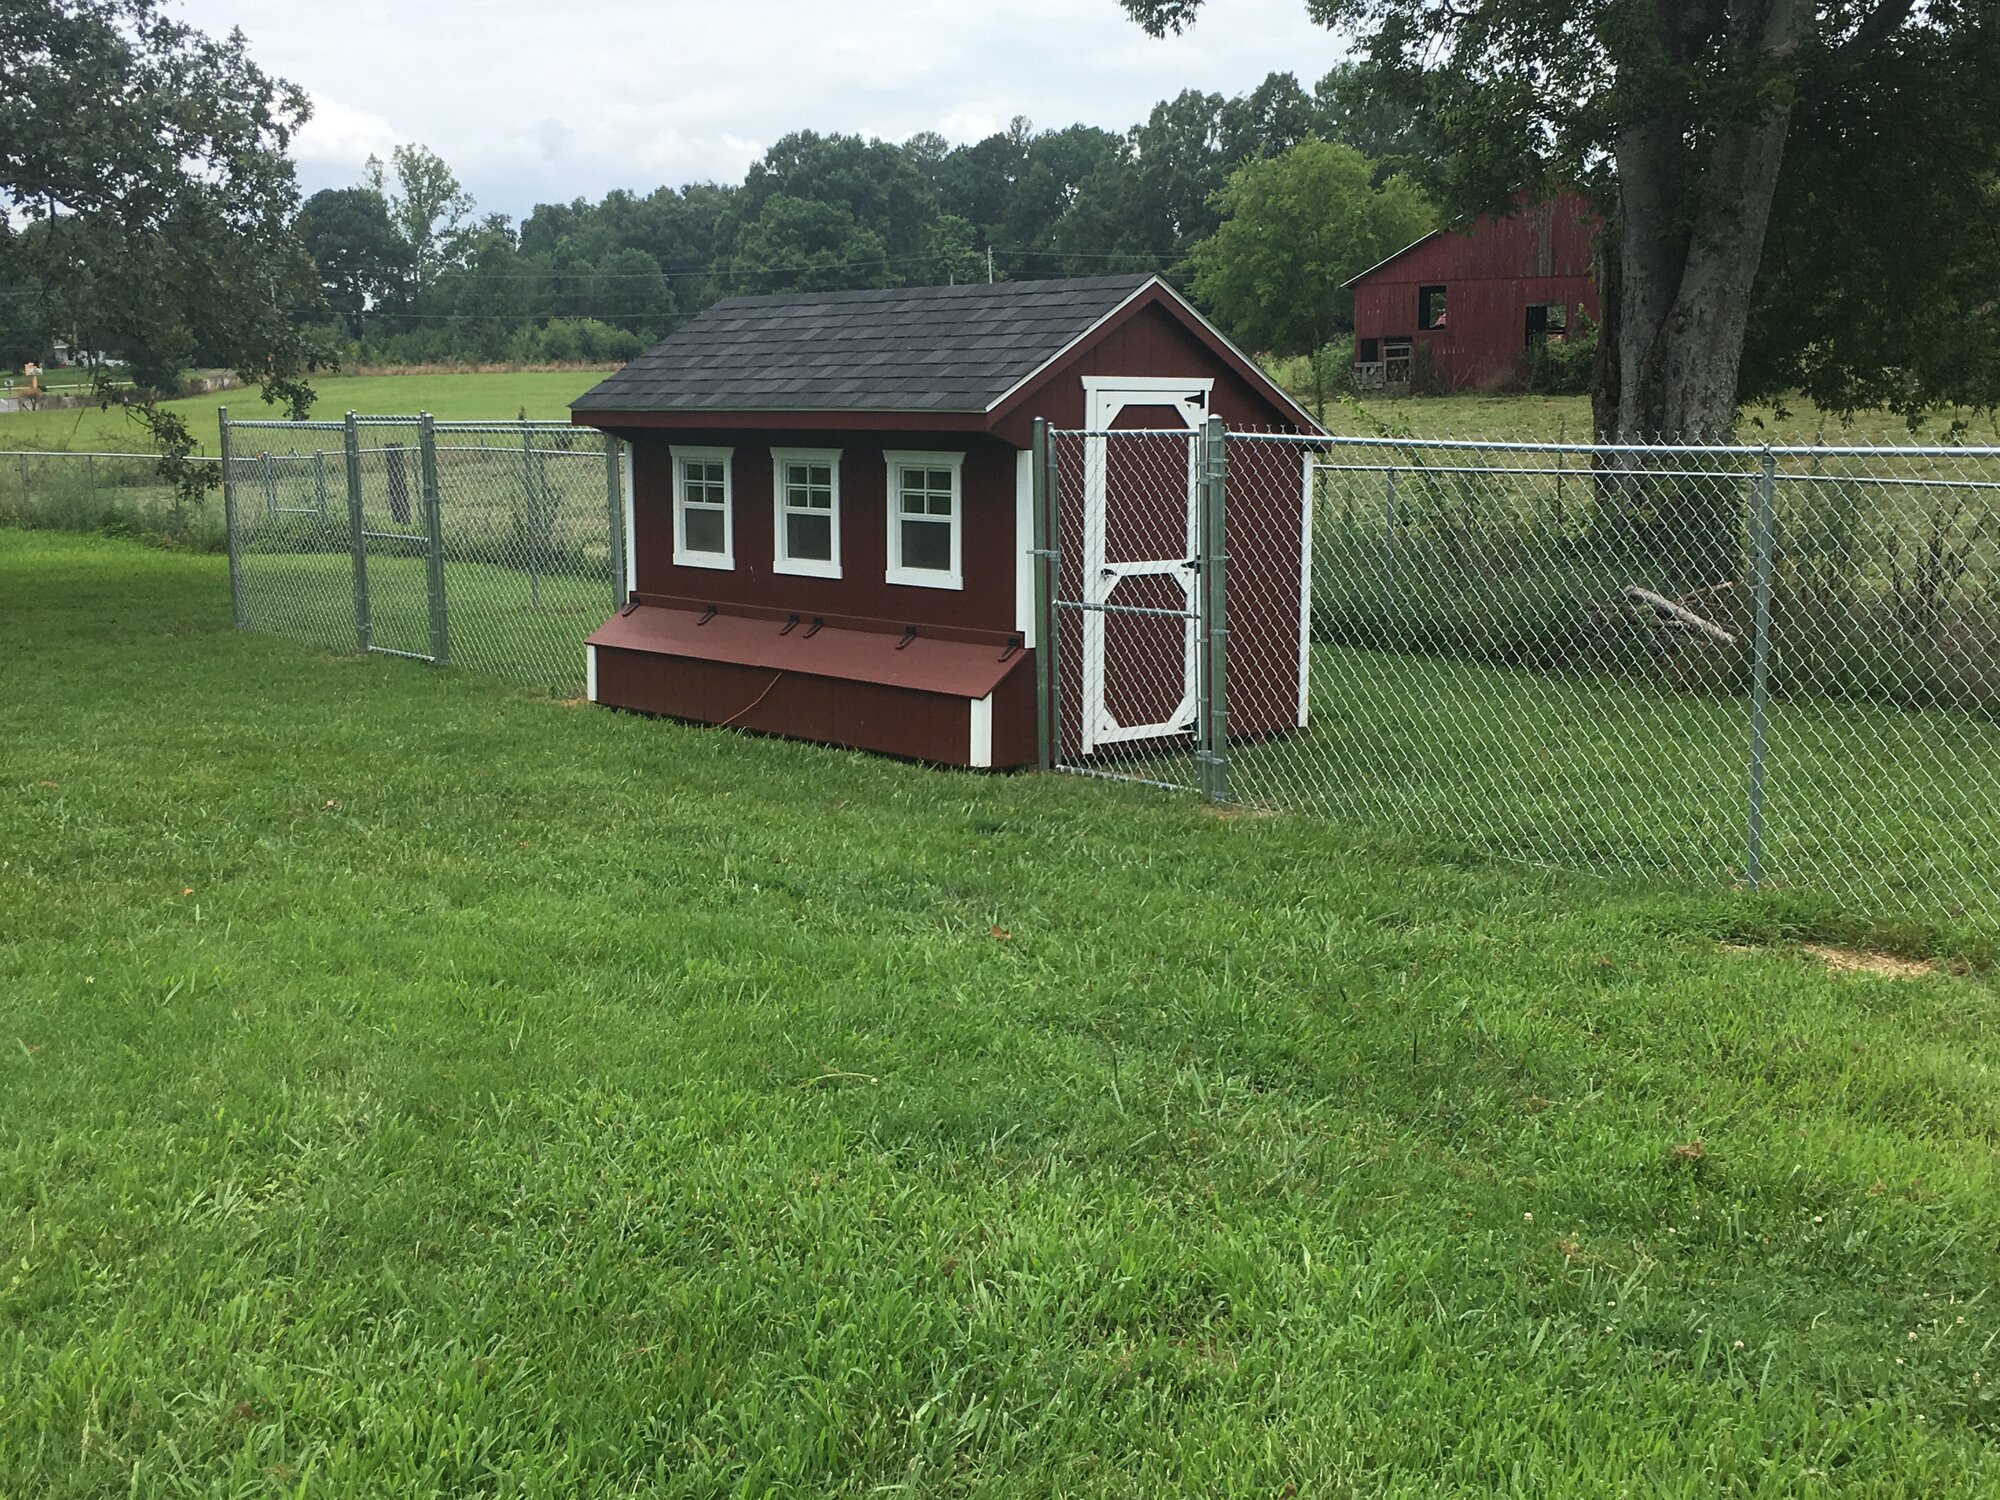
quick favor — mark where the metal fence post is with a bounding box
[602,431,624,610]
[312,449,328,516]
[1031,418,1054,771]
[1746,446,1777,889]
[420,413,449,666]
[1200,415,1231,804]
[218,406,243,630]
[344,411,370,654]
[520,421,542,612]
[1039,421,1064,771]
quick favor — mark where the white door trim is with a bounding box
[1079,379,1211,753]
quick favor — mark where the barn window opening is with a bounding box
[884,450,964,591]
[1418,285,1448,330]
[1525,302,1569,346]
[1358,337,1380,363]
[1384,341,1413,386]
[772,448,842,579]
[671,445,734,570]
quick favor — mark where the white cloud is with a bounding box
[177,0,1346,220]
[292,92,397,172]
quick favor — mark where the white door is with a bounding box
[1080,377,1212,752]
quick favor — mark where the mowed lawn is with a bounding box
[3,532,1999,1496]
[0,370,613,453]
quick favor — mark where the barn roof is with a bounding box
[573,274,1159,415]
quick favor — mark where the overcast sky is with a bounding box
[173,0,1345,225]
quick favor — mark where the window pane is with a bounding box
[901,517,950,572]
[927,491,952,516]
[684,507,725,554]
[807,465,831,487]
[787,512,832,562]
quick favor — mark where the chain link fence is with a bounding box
[0,448,222,543]
[1042,424,2000,922]
[221,411,624,696]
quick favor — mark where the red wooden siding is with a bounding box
[1352,194,1601,393]
[578,288,1315,768]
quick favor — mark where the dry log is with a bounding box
[1622,585,1739,646]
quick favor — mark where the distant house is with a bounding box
[1346,193,1601,394]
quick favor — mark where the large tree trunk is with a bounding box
[1597,0,1808,586]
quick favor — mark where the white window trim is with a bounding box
[883,449,965,591]
[770,447,843,580]
[670,444,734,571]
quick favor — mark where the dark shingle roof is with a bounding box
[572,274,1155,414]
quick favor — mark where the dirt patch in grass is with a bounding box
[1799,942,1952,980]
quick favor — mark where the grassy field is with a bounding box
[0,370,613,453]
[4,529,2000,1494]
[8,360,1997,457]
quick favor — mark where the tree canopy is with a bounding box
[1189,139,1433,413]
[0,0,327,424]
[1124,0,2000,439]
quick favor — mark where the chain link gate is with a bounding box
[1032,415,1231,800]
[221,408,627,695]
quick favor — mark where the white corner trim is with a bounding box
[587,642,600,704]
[669,443,735,571]
[770,446,843,579]
[1014,448,1035,647]
[883,449,965,592]
[619,440,636,598]
[969,693,994,769]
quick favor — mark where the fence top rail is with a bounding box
[1052,426,2000,461]
[1212,430,2000,461]
[227,415,592,434]
[0,448,218,461]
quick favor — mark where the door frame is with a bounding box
[1079,377,1214,752]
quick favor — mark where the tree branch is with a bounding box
[1836,0,1917,63]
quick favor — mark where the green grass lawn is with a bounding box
[0,370,613,454]
[4,531,2000,1495]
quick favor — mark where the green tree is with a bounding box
[1122,0,1999,448]
[366,143,474,293]
[299,186,400,338]
[731,132,936,269]
[1189,139,1434,416]
[922,213,987,286]
[723,195,891,295]
[0,0,328,499]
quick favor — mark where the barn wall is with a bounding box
[1353,194,1602,392]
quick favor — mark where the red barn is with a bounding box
[570,274,1319,769]
[1346,193,1601,393]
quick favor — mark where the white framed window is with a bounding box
[883,450,964,591]
[771,448,842,579]
[671,444,734,570]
